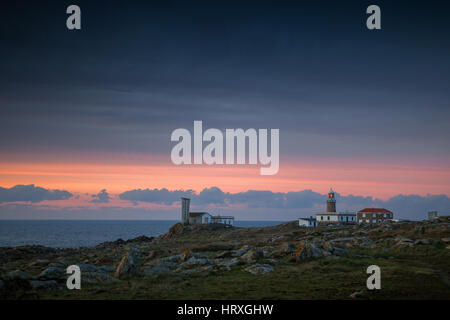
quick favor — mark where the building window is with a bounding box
[327,216,330,220]
[321,216,323,220]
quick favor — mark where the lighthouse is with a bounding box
[326,188,336,212]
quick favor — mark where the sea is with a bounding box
[0,220,285,248]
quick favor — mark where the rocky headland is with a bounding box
[1,217,449,299]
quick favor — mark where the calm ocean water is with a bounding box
[0,220,285,248]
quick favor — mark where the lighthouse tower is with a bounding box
[326,188,336,212]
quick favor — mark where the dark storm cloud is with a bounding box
[0,185,72,203]
[0,1,449,158]
[90,189,111,204]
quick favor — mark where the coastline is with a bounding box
[1,218,449,299]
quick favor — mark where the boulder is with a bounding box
[159,254,183,263]
[215,251,233,259]
[329,237,356,244]
[296,241,326,261]
[180,256,216,267]
[114,245,142,278]
[319,241,333,252]
[234,245,251,257]
[217,258,239,268]
[245,264,274,275]
[38,267,65,280]
[414,239,431,245]
[181,250,191,262]
[281,243,296,254]
[240,249,264,263]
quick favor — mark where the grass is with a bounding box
[39,251,450,300]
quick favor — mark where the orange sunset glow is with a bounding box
[1,155,449,201]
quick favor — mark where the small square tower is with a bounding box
[181,197,190,225]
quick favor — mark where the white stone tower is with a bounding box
[181,197,190,225]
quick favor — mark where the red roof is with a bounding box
[358,208,392,214]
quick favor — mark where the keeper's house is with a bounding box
[298,217,317,227]
[181,198,234,226]
[357,208,393,224]
[339,212,357,225]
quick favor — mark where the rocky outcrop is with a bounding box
[240,249,264,263]
[245,264,274,275]
[296,241,326,261]
[114,246,142,278]
[233,245,251,257]
[38,267,65,280]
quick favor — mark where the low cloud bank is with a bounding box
[90,189,111,203]
[0,184,72,203]
[119,187,450,220]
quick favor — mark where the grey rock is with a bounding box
[181,257,216,267]
[30,280,58,290]
[114,245,142,277]
[396,237,413,243]
[245,264,274,275]
[296,241,326,260]
[57,258,69,266]
[217,258,239,267]
[215,251,233,259]
[414,239,431,245]
[281,243,296,254]
[38,267,65,280]
[159,254,183,263]
[329,237,356,243]
[234,245,251,257]
[240,249,264,263]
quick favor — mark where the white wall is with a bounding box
[201,214,212,224]
[299,219,309,227]
[316,214,338,223]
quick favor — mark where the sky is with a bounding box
[0,1,449,220]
